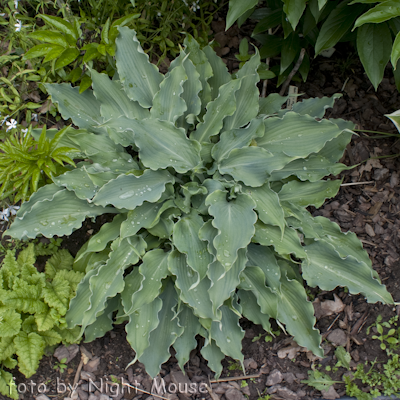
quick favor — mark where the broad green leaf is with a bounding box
[14,332,46,378]
[283,0,307,30]
[392,32,400,69]
[151,62,187,123]
[55,48,80,70]
[42,278,70,314]
[243,183,285,235]
[318,129,354,163]
[212,118,264,163]
[303,241,393,304]
[175,182,208,213]
[174,305,202,370]
[254,221,307,259]
[147,208,180,238]
[281,33,300,74]
[238,290,272,332]
[206,191,257,269]
[258,93,288,115]
[7,189,112,239]
[354,1,400,28]
[23,44,64,60]
[218,147,274,187]
[122,249,170,314]
[191,79,241,143]
[44,83,107,135]
[168,250,215,320]
[258,112,344,158]
[115,27,163,108]
[357,23,392,90]
[277,274,323,357]
[93,169,174,209]
[0,337,15,362]
[173,211,213,283]
[139,280,184,378]
[91,69,148,120]
[42,45,66,62]
[226,0,258,30]
[315,2,364,55]
[278,179,341,208]
[0,309,21,337]
[40,14,78,39]
[35,307,57,331]
[385,109,400,133]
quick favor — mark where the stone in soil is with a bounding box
[266,369,283,386]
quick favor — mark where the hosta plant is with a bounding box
[7,27,393,378]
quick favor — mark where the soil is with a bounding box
[2,6,400,400]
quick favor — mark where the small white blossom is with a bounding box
[0,208,10,222]
[5,118,17,132]
[14,0,19,9]
[157,12,162,17]
[21,128,28,137]
[32,113,38,121]
[8,205,20,216]
[14,19,22,32]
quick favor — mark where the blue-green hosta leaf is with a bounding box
[126,297,162,363]
[173,211,213,283]
[183,35,213,107]
[278,179,341,208]
[253,221,307,259]
[147,208,180,239]
[223,52,260,130]
[270,154,351,182]
[277,274,323,357]
[303,241,393,304]
[122,249,170,315]
[174,304,202,370]
[203,45,231,101]
[151,62,187,123]
[44,83,107,135]
[258,112,345,157]
[0,309,21,337]
[115,27,163,108]
[212,118,265,162]
[191,79,242,144]
[14,331,46,378]
[208,249,247,319]
[84,296,120,342]
[318,129,354,163]
[238,289,272,332]
[243,183,285,235]
[259,93,289,116]
[210,305,244,365]
[93,169,174,209]
[200,339,224,378]
[91,69,149,120]
[247,243,281,292]
[175,182,208,213]
[206,191,257,269]
[120,200,175,239]
[7,189,113,240]
[218,147,274,187]
[168,250,215,320]
[139,280,184,378]
[75,214,126,262]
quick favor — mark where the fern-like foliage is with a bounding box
[0,244,83,399]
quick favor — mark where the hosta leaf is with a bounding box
[200,339,224,378]
[147,208,179,239]
[93,169,174,209]
[258,112,344,157]
[174,305,202,370]
[44,83,107,135]
[318,129,354,163]
[278,179,341,208]
[303,241,392,304]
[212,118,265,162]
[44,249,74,279]
[191,79,241,143]
[14,331,46,378]
[7,189,113,239]
[206,191,257,269]
[238,289,272,332]
[210,305,244,365]
[0,309,21,337]
[243,183,285,234]
[259,93,288,115]
[151,62,187,123]
[218,147,274,187]
[253,221,307,259]
[168,250,215,320]
[115,27,163,108]
[91,69,149,120]
[173,211,213,283]
[175,182,208,213]
[277,274,323,357]
[138,280,184,378]
[122,249,170,315]
[42,278,70,314]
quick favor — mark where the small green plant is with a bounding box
[252,328,280,343]
[0,124,77,203]
[53,357,67,373]
[0,243,83,399]
[302,369,341,391]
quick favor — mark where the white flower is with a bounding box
[21,128,28,137]
[14,19,22,32]
[0,208,10,222]
[14,0,19,9]
[32,113,38,121]
[8,205,20,216]
[5,118,17,131]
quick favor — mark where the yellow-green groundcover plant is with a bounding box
[7,27,393,378]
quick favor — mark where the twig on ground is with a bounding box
[279,48,306,96]
[210,374,260,384]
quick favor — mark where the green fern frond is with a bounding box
[2,281,46,314]
[0,310,22,338]
[45,249,74,279]
[0,369,18,400]
[42,278,70,315]
[38,329,62,346]
[35,306,58,331]
[0,251,19,290]
[0,337,15,362]
[54,270,85,296]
